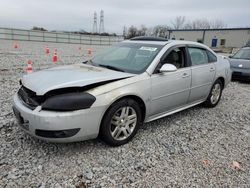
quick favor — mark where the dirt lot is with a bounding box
[0,40,250,187]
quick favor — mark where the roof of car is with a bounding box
[122,38,216,55]
[123,37,170,45]
[130,36,168,42]
[123,40,170,46]
[123,37,208,47]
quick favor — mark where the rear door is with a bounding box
[187,47,216,102]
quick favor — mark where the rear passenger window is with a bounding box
[188,48,208,66]
[206,50,217,62]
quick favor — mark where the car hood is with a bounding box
[21,64,135,95]
[229,59,250,69]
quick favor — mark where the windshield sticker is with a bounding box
[139,46,157,51]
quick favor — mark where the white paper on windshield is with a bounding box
[139,46,157,51]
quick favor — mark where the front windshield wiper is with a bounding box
[98,64,125,72]
[83,60,125,72]
[82,59,97,66]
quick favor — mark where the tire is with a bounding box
[203,79,223,108]
[99,98,142,146]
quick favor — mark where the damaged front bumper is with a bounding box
[12,94,105,143]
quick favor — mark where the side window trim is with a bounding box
[206,50,217,63]
[186,44,217,63]
[153,45,190,74]
[187,46,210,67]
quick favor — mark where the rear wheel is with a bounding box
[203,79,223,107]
[99,99,142,146]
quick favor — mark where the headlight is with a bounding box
[42,93,96,111]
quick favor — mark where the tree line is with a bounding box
[124,16,227,39]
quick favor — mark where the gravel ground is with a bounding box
[0,40,250,187]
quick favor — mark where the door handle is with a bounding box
[210,67,215,72]
[182,73,189,78]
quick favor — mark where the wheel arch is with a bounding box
[108,95,146,121]
[118,95,146,122]
[216,77,225,89]
[99,94,147,133]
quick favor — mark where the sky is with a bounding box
[0,0,250,34]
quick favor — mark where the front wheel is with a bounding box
[203,80,223,108]
[99,99,142,146]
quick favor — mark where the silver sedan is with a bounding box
[13,37,231,146]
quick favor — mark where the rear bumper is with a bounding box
[12,94,105,143]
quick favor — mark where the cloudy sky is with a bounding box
[0,0,249,34]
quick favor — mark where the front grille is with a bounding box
[232,71,242,76]
[232,72,250,81]
[18,86,44,110]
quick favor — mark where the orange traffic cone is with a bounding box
[27,60,32,65]
[45,46,50,54]
[87,48,92,55]
[13,42,18,49]
[26,60,33,73]
[52,49,58,63]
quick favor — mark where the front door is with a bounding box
[149,46,191,116]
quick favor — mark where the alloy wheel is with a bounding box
[210,83,221,104]
[110,106,137,141]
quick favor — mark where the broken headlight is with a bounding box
[42,93,96,111]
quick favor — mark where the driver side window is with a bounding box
[161,47,186,69]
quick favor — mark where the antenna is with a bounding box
[99,10,105,33]
[92,12,97,33]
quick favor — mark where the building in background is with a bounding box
[168,28,250,49]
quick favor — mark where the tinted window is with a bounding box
[188,48,208,66]
[206,50,217,62]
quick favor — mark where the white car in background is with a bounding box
[13,37,231,146]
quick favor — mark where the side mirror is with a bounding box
[159,64,177,73]
[228,55,233,58]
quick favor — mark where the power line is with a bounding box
[99,10,105,33]
[92,12,97,33]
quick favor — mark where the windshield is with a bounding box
[91,42,163,74]
[232,48,250,60]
